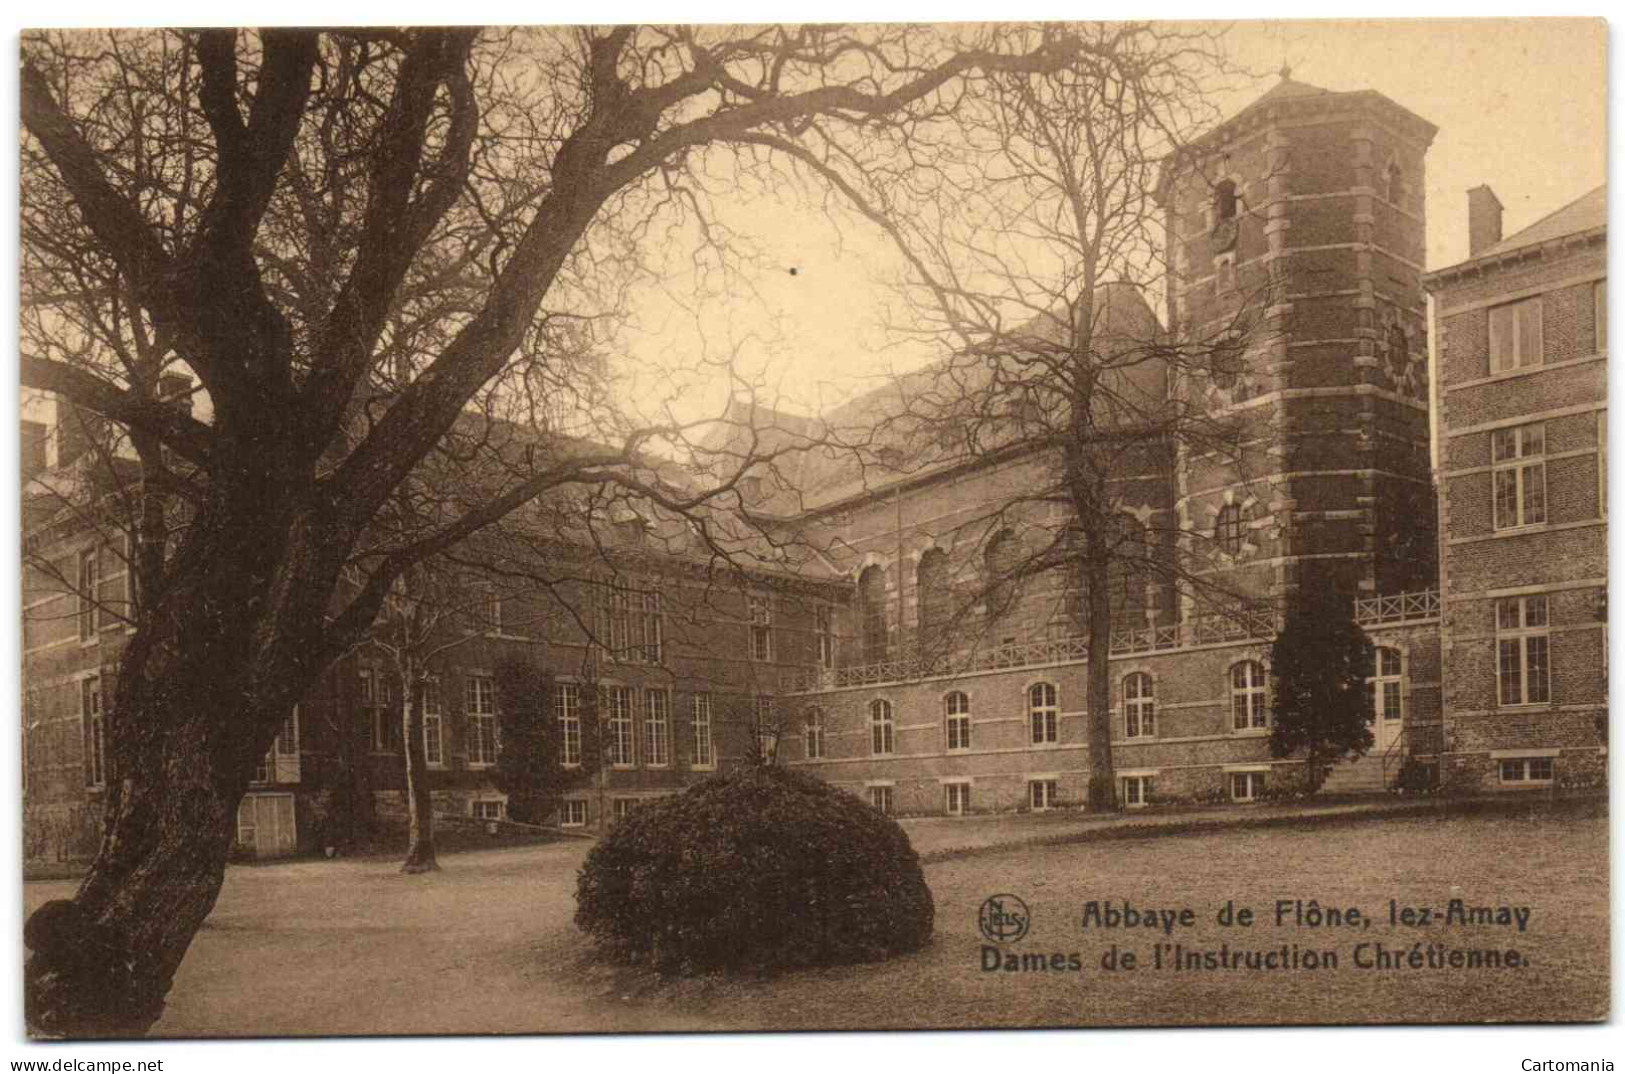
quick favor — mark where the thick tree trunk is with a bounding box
[400,690,438,874]
[25,480,342,1037]
[1085,542,1118,812]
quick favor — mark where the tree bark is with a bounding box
[399,688,438,874]
[25,476,336,1037]
[1084,537,1119,812]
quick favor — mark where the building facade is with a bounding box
[1424,183,1608,792]
[24,78,1603,862]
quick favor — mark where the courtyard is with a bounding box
[25,798,1608,1036]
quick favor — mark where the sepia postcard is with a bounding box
[14,16,1609,1044]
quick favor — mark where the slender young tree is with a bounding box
[21,26,1124,1034]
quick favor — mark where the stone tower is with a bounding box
[1162,72,1438,607]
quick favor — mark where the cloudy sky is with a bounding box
[619,18,1607,424]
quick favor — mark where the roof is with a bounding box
[1476,183,1607,259]
[1426,183,1607,284]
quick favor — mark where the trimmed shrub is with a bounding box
[575,766,934,973]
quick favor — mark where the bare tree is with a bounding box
[765,23,1279,811]
[20,25,1122,1035]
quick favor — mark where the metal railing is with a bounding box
[779,613,1276,695]
[1354,588,1440,627]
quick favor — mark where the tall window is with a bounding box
[478,586,502,634]
[944,782,971,816]
[1029,682,1058,745]
[945,691,971,751]
[917,548,951,646]
[859,566,889,663]
[870,699,895,756]
[804,708,825,760]
[597,582,631,658]
[466,676,497,766]
[749,596,773,662]
[643,689,670,766]
[1493,424,1546,529]
[1215,504,1244,556]
[1123,673,1155,739]
[275,707,299,758]
[555,683,581,767]
[691,694,714,769]
[422,680,444,767]
[1368,648,1403,724]
[78,548,100,640]
[1108,515,1149,624]
[1497,596,1551,706]
[636,591,663,664]
[1385,162,1405,206]
[868,785,894,815]
[1213,178,1238,222]
[984,529,1020,619]
[816,605,836,670]
[754,696,776,764]
[607,686,635,767]
[1230,661,1268,731]
[1489,296,1543,372]
[362,668,392,751]
[82,675,105,787]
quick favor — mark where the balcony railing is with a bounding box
[779,613,1275,694]
[1354,589,1440,627]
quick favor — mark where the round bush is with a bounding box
[575,765,934,973]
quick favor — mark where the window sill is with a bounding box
[560,763,582,771]
[1231,728,1271,737]
[1497,702,1554,711]
[1493,522,1549,536]
[610,763,636,770]
[1124,735,1158,743]
[691,763,716,772]
[1497,780,1554,790]
[466,762,495,770]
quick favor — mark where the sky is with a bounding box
[619,18,1608,424]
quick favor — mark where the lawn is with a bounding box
[24,798,1607,1035]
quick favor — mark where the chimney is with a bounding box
[1468,184,1504,257]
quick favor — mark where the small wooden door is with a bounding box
[238,794,297,857]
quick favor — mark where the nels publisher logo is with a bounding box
[978,894,1030,943]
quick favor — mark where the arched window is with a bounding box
[869,699,895,756]
[804,708,826,760]
[1108,514,1150,625]
[859,565,889,663]
[1368,647,1403,723]
[1386,163,1405,207]
[945,691,971,751]
[1231,661,1268,731]
[1123,673,1155,739]
[1028,682,1059,745]
[917,548,951,647]
[1215,504,1244,556]
[985,528,1021,619]
[1213,178,1238,222]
